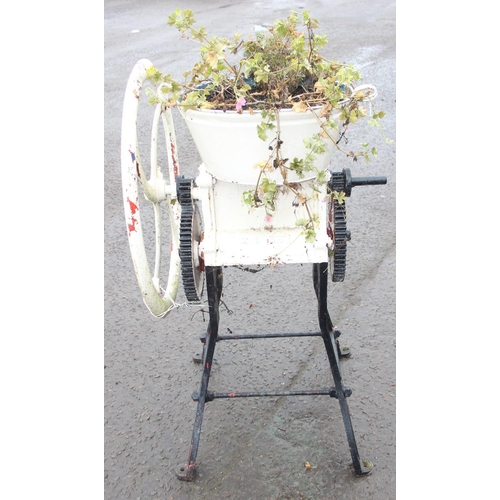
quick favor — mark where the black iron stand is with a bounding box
[175,263,372,481]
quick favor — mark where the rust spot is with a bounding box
[136,161,141,178]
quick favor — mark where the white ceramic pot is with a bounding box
[180,107,341,185]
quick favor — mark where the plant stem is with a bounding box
[308,106,358,158]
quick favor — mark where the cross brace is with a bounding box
[175,263,372,481]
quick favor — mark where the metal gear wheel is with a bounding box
[177,177,205,302]
[328,171,350,282]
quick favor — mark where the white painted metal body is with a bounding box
[192,164,333,266]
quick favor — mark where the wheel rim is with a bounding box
[121,59,181,317]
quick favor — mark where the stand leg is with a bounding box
[314,263,372,476]
[193,269,224,364]
[176,266,223,481]
[312,265,350,358]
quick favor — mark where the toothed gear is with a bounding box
[328,172,350,282]
[177,177,204,302]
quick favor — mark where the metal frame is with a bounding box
[175,263,372,481]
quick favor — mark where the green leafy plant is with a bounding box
[146,9,389,241]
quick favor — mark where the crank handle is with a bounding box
[344,168,387,196]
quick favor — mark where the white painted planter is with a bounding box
[180,107,341,185]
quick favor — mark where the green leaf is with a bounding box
[312,34,327,48]
[331,190,346,205]
[191,26,208,42]
[260,178,277,194]
[289,158,305,176]
[167,9,182,26]
[316,169,327,184]
[257,124,267,141]
[256,120,275,141]
[254,65,270,83]
[305,229,316,244]
[242,190,255,206]
[145,66,158,81]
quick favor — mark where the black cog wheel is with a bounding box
[177,177,204,302]
[329,172,350,282]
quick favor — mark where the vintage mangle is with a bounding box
[121,59,387,481]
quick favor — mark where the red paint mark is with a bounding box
[205,363,210,369]
[170,134,179,178]
[229,392,236,398]
[126,198,139,233]
[127,198,138,215]
[127,216,138,234]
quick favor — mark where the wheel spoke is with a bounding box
[152,201,162,293]
[161,106,180,186]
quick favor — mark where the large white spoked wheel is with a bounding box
[121,59,181,318]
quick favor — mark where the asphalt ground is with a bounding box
[104,1,396,498]
[4,2,500,499]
